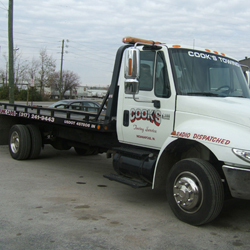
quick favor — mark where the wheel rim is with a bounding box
[10,131,20,154]
[173,171,203,213]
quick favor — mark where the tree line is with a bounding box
[0,48,80,101]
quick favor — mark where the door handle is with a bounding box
[123,110,129,127]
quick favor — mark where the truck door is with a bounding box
[117,48,176,150]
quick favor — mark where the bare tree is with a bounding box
[13,49,29,86]
[28,57,39,82]
[48,70,80,99]
[0,69,5,86]
[38,48,56,96]
[1,50,28,87]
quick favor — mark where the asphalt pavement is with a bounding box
[0,145,250,250]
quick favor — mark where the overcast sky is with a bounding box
[0,0,250,86]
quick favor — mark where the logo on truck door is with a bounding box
[130,108,161,126]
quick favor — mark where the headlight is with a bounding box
[232,148,250,163]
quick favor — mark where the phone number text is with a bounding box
[18,112,55,122]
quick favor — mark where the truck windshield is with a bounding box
[169,48,250,98]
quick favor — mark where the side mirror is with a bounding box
[125,80,139,94]
[124,47,140,94]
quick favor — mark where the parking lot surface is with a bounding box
[0,145,250,250]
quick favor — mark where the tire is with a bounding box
[26,124,42,159]
[166,158,224,226]
[9,124,31,160]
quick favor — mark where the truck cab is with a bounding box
[108,37,250,225]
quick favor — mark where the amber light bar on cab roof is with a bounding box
[122,36,163,45]
[122,37,226,57]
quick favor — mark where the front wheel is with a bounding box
[166,158,224,226]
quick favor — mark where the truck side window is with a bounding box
[139,50,171,98]
[155,52,171,98]
[139,51,154,91]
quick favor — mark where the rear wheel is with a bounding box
[9,124,31,160]
[26,124,42,159]
[166,158,224,226]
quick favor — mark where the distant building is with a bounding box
[240,57,250,69]
[50,86,108,99]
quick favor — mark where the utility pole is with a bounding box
[8,0,14,103]
[13,47,19,85]
[59,39,64,100]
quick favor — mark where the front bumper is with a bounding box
[223,165,250,200]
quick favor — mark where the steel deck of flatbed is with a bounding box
[0,102,115,132]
